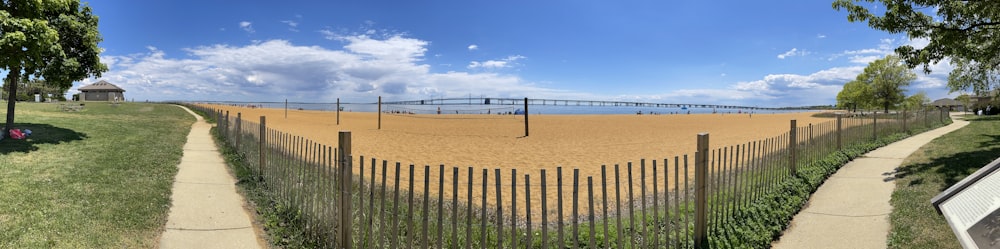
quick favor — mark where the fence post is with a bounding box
[694,132,709,248]
[224,111,229,139]
[336,98,340,125]
[940,107,945,123]
[872,113,877,141]
[219,111,230,142]
[259,116,266,181]
[903,109,907,133]
[235,113,242,150]
[790,120,797,176]
[808,123,813,146]
[836,114,842,150]
[339,131,353,248]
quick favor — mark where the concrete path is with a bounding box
[158,106,265,249]
[772,114,969,249]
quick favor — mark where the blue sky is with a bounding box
[72,0,956,107]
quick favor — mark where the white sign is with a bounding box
[933,157,1000,249]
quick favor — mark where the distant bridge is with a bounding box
[201,97,817,111]
[377,97,806,111]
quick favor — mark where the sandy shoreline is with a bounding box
[202,104,836,219]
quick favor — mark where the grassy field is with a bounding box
[0,101,193,248]
[889,115,998,249]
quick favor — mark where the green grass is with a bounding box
[0,101,193,248]
[889,115,1000,249]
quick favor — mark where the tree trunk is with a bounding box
[884,103,889,115]
[4,68,20,136]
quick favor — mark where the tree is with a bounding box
[902,91,929,110]
[854,55,916,113]
[836,80,873,112]
[2,78,67,101]
[947,58,1000,97]
[833,0,1000,73]
[1,0,106,134]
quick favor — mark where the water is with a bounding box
[199,101,817,115]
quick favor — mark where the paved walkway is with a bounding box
[158,106,265,248]
[772,114,969,249]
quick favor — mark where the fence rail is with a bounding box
[187,104,950,248]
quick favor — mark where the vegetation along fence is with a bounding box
[186,104,951,248]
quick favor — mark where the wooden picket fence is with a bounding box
[186,104,950,248]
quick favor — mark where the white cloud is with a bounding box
[467,44,478,51]
[603,66,859,108]
[817,34,826,39]
[830,39,896,63]
[468,55,526,69]
[849,55,882,64]
[777,48,808,59]
[905,37,930,50]
[281,20,299,32]
[239,21,254,33]
[77,36,563,102]
[879,38,895,50]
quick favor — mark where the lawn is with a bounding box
[0,101,193,248]
[889,115,1000,249]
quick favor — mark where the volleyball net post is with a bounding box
[524,97,529,137]
[378,96,382,130]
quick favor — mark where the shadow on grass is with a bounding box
[894,135,1000,191]
[0,123,88,155]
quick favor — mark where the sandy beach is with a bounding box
[202,104,836,219]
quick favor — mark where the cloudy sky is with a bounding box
[64,1,956,107]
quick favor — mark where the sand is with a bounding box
[202,104,836,220]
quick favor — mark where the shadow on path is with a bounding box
[0,123,88,155]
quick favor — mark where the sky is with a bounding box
[62,1,957,107]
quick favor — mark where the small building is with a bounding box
[930,98,964,111]
[79,80,125,102]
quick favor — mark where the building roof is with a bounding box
[79,80,125,92]
[930,98,962,106]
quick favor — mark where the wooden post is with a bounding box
[338,131,352,248]
[694,133,709,248]
[285,99,288,119]
[510,168,517,249]
[587,176,596,248]
[336,98,340,125]
[259,116,266,181]
[836,114,842,150]
[541,169,548,248]
[224,111,229,139]
[903,109,907,132]
[789,120,797,176]
[495,169,503,247]
[556,167,565,249]
[940,107,945,123]
[873,113,878,141]
[808,123,813,146]
[377,96,382,130]
[235,113,241,149]
[524,97,529,137]
[525,174,532,247]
